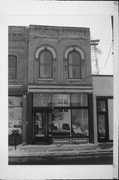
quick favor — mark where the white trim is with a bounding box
[28,85,93,93]
[35,45,56,59]
[28,88,92,93]
[64,46,85,60]
[38,78,54,81]
[67,78,82,81]
[28,85,92,89]
[9,85,24,87]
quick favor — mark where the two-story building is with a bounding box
[8,26,28,145]
[8,25,113,146]
[27,25,93,145]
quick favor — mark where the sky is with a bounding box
[9,14,113,75]
[7,1,114,75]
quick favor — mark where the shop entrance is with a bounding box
[34,109,52,144]
[97,99,109,142]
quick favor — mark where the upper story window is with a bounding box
[8,55,17,80]
[64,46,85,79]
[39,50,53,79]
[35,45,57,79]
[68,51,81,79]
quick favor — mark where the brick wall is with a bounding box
[28,25,92,86]
[8,26,29,86]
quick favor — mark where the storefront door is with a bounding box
[97,99,109,142]
[34,110,52,143]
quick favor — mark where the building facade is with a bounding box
[8,25,113,146]
[92,75,113,143]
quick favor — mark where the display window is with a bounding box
[8,96,22,135]
[72,109,89,137]
[33,93,89,139]
[52,109,71,137]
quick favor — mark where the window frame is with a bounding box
[33,93,89,138]
[38,49,53,79]
[8,55,17,80]
[96,98,109,142]
[68,50,82,79]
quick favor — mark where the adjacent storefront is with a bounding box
[8,96,23,145]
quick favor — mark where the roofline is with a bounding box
[8,25,90,30]
[29,24,90,30]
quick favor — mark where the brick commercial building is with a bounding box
[8,25,113,146]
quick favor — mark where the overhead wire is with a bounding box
[99,43,113,74]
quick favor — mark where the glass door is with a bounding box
[34,110,52,143]
[97,99,109,142]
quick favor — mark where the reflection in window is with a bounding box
[39,50,53,78]
[8,96,22,135]
[72,109,88,137]
[52,109,71,137]
[98,114,106,139]
[8,55,17,80]
[71,94,88,107]
[97,100,106,112]
[68,51,81,79]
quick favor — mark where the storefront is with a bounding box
[27,91,94,144]
[8,96,23,145]
[8,86,27,146]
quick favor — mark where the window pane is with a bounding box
[39,50,53,78]
[9,55,17,66]
[8,107,22,135]
[71,94,88,106]
[52,94,70,107]
[69,65,81,78]
[33,93,52,107]
[8,55,17,79]
[40,64,52,78]
[69,51,81,65]
[8,96,22,107]
[72,109,88,137]
[40,50,52,65]
[97,100,106,112]
[52,109,71,138]
[98,114,106,139]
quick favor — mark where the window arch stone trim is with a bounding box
[35,45,57,59]
[64,46,85,60]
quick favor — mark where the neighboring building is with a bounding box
[92,75,113,143]
[8,25,113,146]
[8,26,28,145]
[91,39,100,74]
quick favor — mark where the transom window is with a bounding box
[8,55,17,80]
[39,50,53,79]
[68,51,81,79]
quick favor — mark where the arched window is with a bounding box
[68,51,81,79]
[39,50,53,78]
[8,55,17,80]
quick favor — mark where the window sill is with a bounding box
[9,79,17,81]
[38,78,54,81]
[67,78,82,81]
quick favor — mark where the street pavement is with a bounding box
[8,142,113,165]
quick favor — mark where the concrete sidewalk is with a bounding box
[8,142,113,157]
